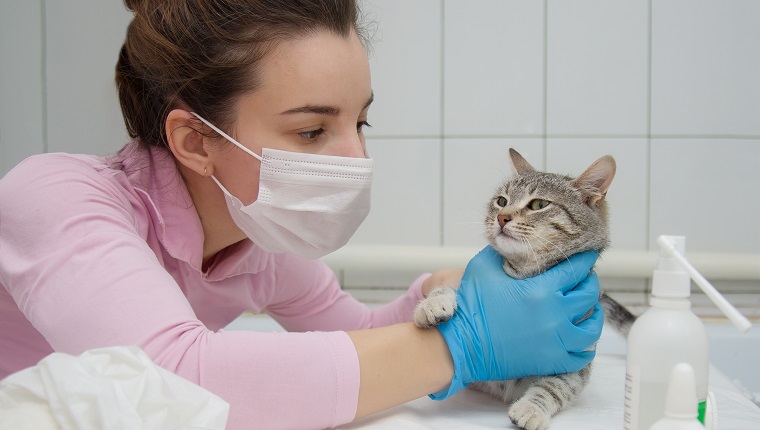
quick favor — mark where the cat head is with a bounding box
[485,148,616,279]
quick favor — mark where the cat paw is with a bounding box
[413,287,457,328]
[508,399,551,430]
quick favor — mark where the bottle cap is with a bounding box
[657,235,752,332]
[652,236,690,299]
[665,363,698,419]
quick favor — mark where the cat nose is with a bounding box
[498,214,511,228]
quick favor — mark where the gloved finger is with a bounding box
[466,245,503,269]
[542,250,599,294]
[462,245,506,278]
[562,350,597,373]
[563,272,601,321]
[558,302,604,353]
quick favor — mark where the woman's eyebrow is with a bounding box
[279,92,374,116]
[280,105,341,116]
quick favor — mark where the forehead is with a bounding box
[503,173,578,198]
[253,29,371,110]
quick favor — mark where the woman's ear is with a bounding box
[165,109,213,177]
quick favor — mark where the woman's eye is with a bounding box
[529,199,550,210]
[496,196,508,207]
[298,128,325,141]
[357,121,372,133]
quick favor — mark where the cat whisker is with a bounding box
[456,222,490,227]
[532,233,576,281]
[521,237,541,275]
[447,220,496,242]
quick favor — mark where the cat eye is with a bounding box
[496,196,508,207]
[529,199,550,210]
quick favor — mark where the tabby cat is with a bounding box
[414,148,635,430]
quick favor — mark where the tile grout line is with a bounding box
[542,0,549,170]
[366,134,760,141]
[40,0,48,154]
[439,0,446,247]
[645,0,653,257]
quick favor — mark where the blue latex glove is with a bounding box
[432,245,603,400]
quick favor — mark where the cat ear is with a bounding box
[509,148,536,176]
[574,155,616,206]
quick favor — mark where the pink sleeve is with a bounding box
[264,253,430,332]
[0,156,359,429]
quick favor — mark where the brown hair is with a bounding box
[116,0,364,149]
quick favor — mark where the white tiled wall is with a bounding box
[651,0,760,136]
[546,0,649,136]
[358,0,760,260]
[1,0,759,263]
[442,1,545,136]
[649,139,760,253]
[0,1,44,175]
[44,1,132,154]
[363,0,442,137]
[353,138,443,245]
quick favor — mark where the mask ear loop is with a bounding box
[190,112,259,201]
[190,112,264,162]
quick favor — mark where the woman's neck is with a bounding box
[177,163,248,265]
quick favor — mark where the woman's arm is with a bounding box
[421,268,465,296]
[348,322,454,419]
[0,156,367,429]
[265,254,465,332]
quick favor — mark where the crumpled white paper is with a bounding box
[0,346,229,430]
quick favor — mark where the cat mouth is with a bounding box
[499,226,517,240]
[495,228,519,245]
[491,221,523,249]
[496,225,531,248]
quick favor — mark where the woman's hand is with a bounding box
[432,246,603,399]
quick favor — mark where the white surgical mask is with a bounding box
[191,112,373,259]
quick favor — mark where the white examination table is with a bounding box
[224,312,760,429]
[340,354,760,430]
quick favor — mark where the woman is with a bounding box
[0,1,603,428]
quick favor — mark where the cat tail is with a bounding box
[600,291,636,337]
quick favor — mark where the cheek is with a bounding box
[215,151,261,205]
[532,222,558,240]
[523,211,554,233]
[540,211,578,238]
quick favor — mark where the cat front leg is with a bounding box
[413,287,457,328]
[507,364,593,430]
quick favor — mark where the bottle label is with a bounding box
[624,366,639,430]
[624,363,706,430]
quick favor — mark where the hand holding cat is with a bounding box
[431,245,603,400]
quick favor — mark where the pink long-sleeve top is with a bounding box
[0,141,428,429]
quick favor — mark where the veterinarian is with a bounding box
[0,1,604,428]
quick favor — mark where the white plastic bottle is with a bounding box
[649,363,704,430]
[624,237,709,430]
